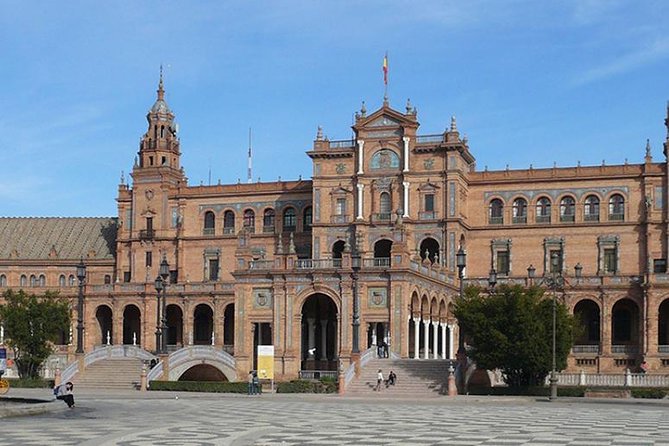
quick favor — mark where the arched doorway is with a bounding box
[194,304,214,345]
[95,305,113,346]
[223,304,235,354]
[573,299,600,346]
[301,293,338,371]
[178,364,228,382]
[658,299,669,347]
[374,239,393,258]
[122,305,141,345]
[166,304,183,346]
[332,240,346,259]
[420,238,440,264]
[611,298,639,348]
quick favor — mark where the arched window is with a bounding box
[536,197,551,223]
[512,198,527,224]
[489,199,503,225]
[609,194,625,221]
[370,149,400,169]
[30,275,37,287]
[283,207,296,231]
[243,209,255,233]
[379,192,391,217]
[38,274,46,287]
[559,196,575,222]
[20,274,27,287]
[59,274,66,287]
[584,195,600,222]
[303,207,313,232]
[223,210,235,234]
[69,274,75,286]
[0,274,6,287]
[263,209,275,232]
[203,211,216,235]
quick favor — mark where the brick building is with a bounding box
[1,75,669,382]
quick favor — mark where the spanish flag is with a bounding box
[383,52,388,85]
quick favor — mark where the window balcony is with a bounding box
[419,211,437,220]
[330,215,350,224]
[560,214,575,223]
[223,226,235,235]
[611,344,638,354]
[243,225,255,234]
[512,216,527,224]
[363,257,391,268]
[372,213,392,223]
[139,229,155,240]
[488,216,503,225]
[536,215,551,224]
[262,225,275,233]
[572,344,600,354]
[202,228,215,236]
[609,213,624,221]
[584,214,600,222]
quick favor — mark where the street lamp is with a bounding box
[76,259,86,354]
[547,252,564,401]
[154,275,163,354]
[456,246,466,352]
[351,242,361,355]
[527,264,536,286]
[159,256,170,353]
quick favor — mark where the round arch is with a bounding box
[658,298,669,346]
[573,299,600,345]
[332,240,346,259]
[166,304,183,346]
[611,298,639,344]
[193,303,214,345]
[178,364,228,381]
[122,304,141,345]
[419,237,440,264]
[374,239,393,258]
[300,293,338,371]
[95,305,113,346]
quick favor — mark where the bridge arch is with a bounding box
[147,346,237,382]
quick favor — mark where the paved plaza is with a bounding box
[1,391,669,445]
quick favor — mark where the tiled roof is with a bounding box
[0,218,117,260]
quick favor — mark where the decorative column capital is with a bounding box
[402,136,410,144]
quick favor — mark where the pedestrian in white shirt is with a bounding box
[375,369,383,391]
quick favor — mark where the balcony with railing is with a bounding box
[139,229,155,240]
[609,213,624,221]
[560,214,575,223]
[248,260,275,270]
[243,225,255,234]
[536,215,551,224]
[572,344,600,354]
[329,139,355,149]
[611,344,638,354]
[419,211,437,220]
[363,257,390,268]
[295,259,342,270]
[658,345,669,354]
[202,227,215,236]
[512,215,527,224]
[415,134,444,144]
[330,214,350,224]
[223,226,235,234]
[584,213,600,222]
[488,216,503,225]
[262,225,275,233]
[372,213,392,223]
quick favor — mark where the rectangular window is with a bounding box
[170,270,178,284]
[209,259,219,281]
[336,198,346,215]
[146,217,153,231]
[654,259,667,273]
[123,271,131,283]
[496,250,510,275]
[425,194,434,212]
[604,248,617,274]
[146,251,152,267]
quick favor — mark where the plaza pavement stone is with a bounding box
[0,389,668,445]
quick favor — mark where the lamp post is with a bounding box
[76,259,86,354]
[154,276,163,354]
[527,264,536,287]
[548,252,562,401]
[456,247,467,351]
[351,251,361,355]
[159,256,170,354]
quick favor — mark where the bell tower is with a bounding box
[134,66,184,186]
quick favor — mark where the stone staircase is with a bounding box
[73,358,144,390]
[346,358,453,397]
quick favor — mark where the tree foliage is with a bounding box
[0,289,70,379]
[454,284,575,387]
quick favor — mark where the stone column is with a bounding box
[357,140,365,174]
[371,322,377,346]
[448,324,455,359]
[307,318,316,358]
[601,303,611,355]
[320,319,328,360]
[356,184,364,220]
[432,321,439,359]
[413,317,420,359]
[441,323,447,359]
[402,181,410,218]
[402,137,410,172]
[423,319,430,360]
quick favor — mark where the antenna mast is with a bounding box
[247,127,253,184]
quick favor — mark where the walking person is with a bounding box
[54,381,75,408]
[253,371,261,395]
[247,370,255,395]
[375,369,383,391]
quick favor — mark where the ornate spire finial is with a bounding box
[361,101,367,117]
[450,116,457,132]
[157,65,165,100]
[383,93,389,106]
[316,125,323,141]
[406,98,412,113]
[277,233,284,255]
[120,170,125,185]
[288,232,296,254]
[645,138,652,163]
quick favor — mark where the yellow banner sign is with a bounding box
[257,345,274,380]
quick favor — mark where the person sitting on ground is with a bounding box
[54,381,75,408]
[386,370,397,387]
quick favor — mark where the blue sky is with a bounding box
[1,1,668,217]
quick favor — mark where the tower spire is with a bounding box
[247,127,253,184]
[157,64,165,100]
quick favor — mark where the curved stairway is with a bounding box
[346,358,453,397]
[73,358,144,390]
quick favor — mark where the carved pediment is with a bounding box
[367,115,401,128]
[418,182,440,192]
